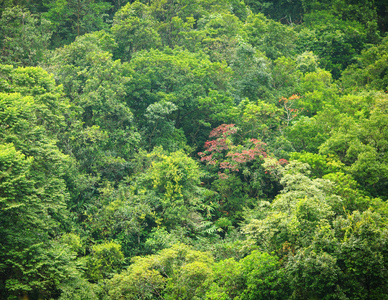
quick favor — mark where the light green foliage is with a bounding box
[206,251,289,299]
[270,56,301,102]
[239,251,288,300]
[295,51,319,74]
[107,243,214,300]
[0,143,33,214]
[0,91,70,214]
[0,144,77,298]
[243,162,338,251]
[0,64,89,209]
[290,152,343,178]
[0,65,85,298]
[286,249,344,299]
[205,258,243,300]
[143,100,188,151]
[323,172,379,215]
[284,110,339,154]
[233,99,283,141]
[334,93,375,119]
[0,6,52,66]
[108,265,166,300]
[87,241,124,282]
[319,95,388,198]
[61,233,83,254]
[59,278,100,300]
[0,63,69,134]
[141,148,206,228]
[0,65,72,206]
[298,69,338,115]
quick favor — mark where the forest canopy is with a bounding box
[0,0,387,299]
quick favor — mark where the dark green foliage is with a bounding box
[43,0,113,47]
[296,11,369,78]
[0,7,52,66]
[341,36,388,92]
[126,47,232,146]
[244,13,297,60]
[244,0,304,23]
[47,31,140,182]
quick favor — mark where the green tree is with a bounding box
[239,251,289,300]
[286,249,344,299]
[143,100,187,152]
[244,0,304,23]
[111,1,161,61]
[130,148,209,230]
[290,152,343,178]
[334,210,388,299]
[341,36,388,92]
[231,99,283,142]
[244,13,297,60]
[228,43,272,103]
[296,11,369,78]
[47,31,140,182]
[319,95,388,198]
[107,243,214,300]
[86,241,124,282]
[83,180,156,257]
[206,251,289,300]
[297,69,338,116]
[43,0,112,47]
[0,6,52,66]
[127,47,232,146]
[0,90,76,299]
[242,162,338,252]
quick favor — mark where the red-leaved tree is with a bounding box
[198,124,288,220]
[199,124,281,178]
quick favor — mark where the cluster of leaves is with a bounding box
[199,124,272,174]
[0,0,388,299]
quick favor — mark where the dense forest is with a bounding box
[0,0,388,299]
